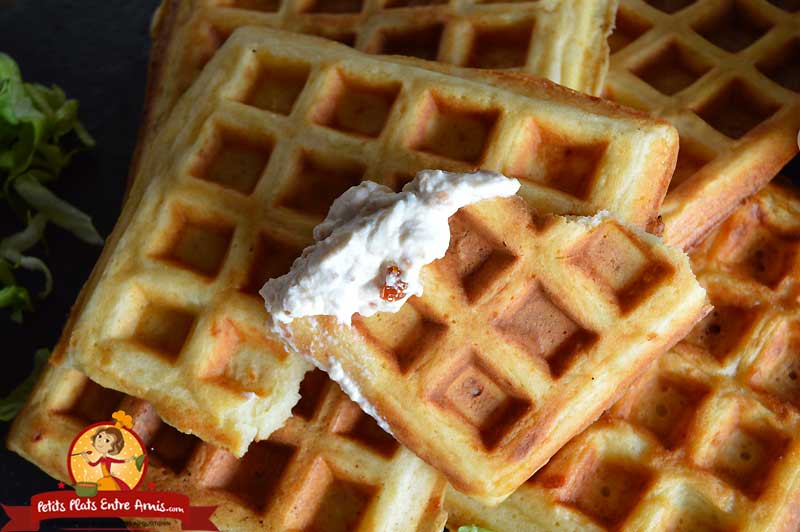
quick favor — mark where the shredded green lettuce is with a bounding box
[0,348,49,420]
[0,53,101,321]
[0,259,32,322]
[457,527,495,532]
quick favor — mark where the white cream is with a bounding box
[260,169,520,325]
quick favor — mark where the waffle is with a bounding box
[606,0,800,248]
[133,0,617,197]
[281,192,709,504]
[131,0,617,204]
[145,0,616,138]
[446,182,800,530]
[58,27,681,457]
[7,356,447,532]
[141,0,652,226]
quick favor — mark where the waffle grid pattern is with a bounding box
[606,0,800,247]
[285,194,707,502]
[209,0,611,84]
[148,0,614,136]
[445,184,800,531]
[63,28,681,456]
[688,181,800,407]
[8,362,447,532]
[357,211,676,416]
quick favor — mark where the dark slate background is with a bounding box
[0,1,798,530]
[1,1,159,529]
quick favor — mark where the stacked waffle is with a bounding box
[282,196,707,502]
[608,0,800,247]
[11,360,449,531]
[59,25,680,457]
[7,0,800,530]
[446,183,800,531]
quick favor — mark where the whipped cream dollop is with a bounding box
[260,169,520,325]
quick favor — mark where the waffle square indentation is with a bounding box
[431,352,531,449]
[644,0,696,13]
[466,22,533,69]
[627,375,709,449]
[758,38,800,93]
[276,151,365,217]
[608,9,651,53]
[241,59,310,115]
[696,80,779,140]
[132,303,196,362]
[146,419,200,473]
[437,211,517,302]
[570,222,672,313]
[311,70,400,138]
[332,399,399,457]
[303,0,363,13]
[571,461,651,527]
[189,128,272,195]
[662,489,731,532]
[201,441,296,511]
[694,1,773,53]
[727,228,798,288]
[288,459,377,532]
[408,92,499,164]
[200,319,290,396]
[241,232,305,296]
[711,424,788,498]
[505,123,607,199]
[670,141,712,191]
[684,304,757,361]
[292,369,329,420]
[767,0,800,11]
[228,0,281,11]
[749,322,800,409]
[495,284,597,378]
[322,31,356,47]
[353,302,447,373]
[375,23,444,61]
[157,209,234,278]
[633,41,710,95]
[56,380,124,424]
[384,0,445,7]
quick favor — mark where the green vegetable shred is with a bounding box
[0,53,101,322]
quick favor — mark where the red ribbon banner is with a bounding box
[1,491,217,531]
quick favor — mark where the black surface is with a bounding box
[0,1,799,529]
[1,1,159,529]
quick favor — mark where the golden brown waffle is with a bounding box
[8,358,447,532]
[146,0,616,137]
[607,0,800,248]
[132,0,617,205]
[282,194,709,504]
[141,0,661,228]
[446,182,800,530]
[59,27,681,457]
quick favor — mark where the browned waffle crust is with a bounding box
[446,182,800,530]
[8,359,447,531]
[607,0,800,248]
